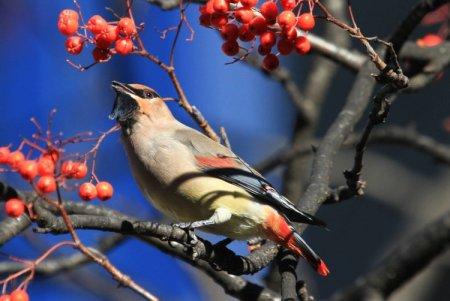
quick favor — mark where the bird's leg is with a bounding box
[173,208,232,230]
[173,208,232,254]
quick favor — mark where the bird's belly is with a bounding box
[143,176,268,240]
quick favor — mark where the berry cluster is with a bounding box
[0,119,115,219]
[1,146,114,219]
[57,9,137,62]
[199,0,316,70]
[0,289,29,301]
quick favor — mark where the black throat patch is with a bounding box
[109,94,139,135]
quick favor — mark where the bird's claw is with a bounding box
[172,222,193,230]
[172,222,199,245]
[247,237,266,252]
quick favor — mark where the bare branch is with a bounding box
[0,215,31,247]
[0,234,126,276]
[296,59,379,217]
[256,125,450,175]
[30,197,280,300]
[331,210,450,301]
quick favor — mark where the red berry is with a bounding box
[262,53,279,71]
[7,151,25,170]
[72,162,88,179]
[235,9,254,24]
[58,9,79,36]
[213,0,229,14]
[37,176,57,194]
[115,38,133,55]
[240,0,258,8]
[199,13,212,27]
[118,17,137,36]
[295,36,311,54]
[95,25,118,49]
[283,26,298,41]
[96,181,114,201]
[92,47,111,62]
[238,24,255,42]
[10,290,29,301]
[249,17,268,35]
[297,13,315,31]
[280,0,296,11]
[87,15,108,34]
[416,34,443,47]
[79,182,97,201]
[0,294,11,301]
[221,23,239,40]
[59,9,79,21]
[210,13,228,28]
[65,36,84,55]
[37,157,55,176]
[203,0,215,14]
[5,198,25,218]
[260,1,278,22]
[258,44,271,55]
[260,31,276,47]
[18,160,38,181]
[278,10,296,30]
[43,149,59,163]
[0,147,10,164]
[221,40,240,56]
[61,160,75,178]
[277,38,294,55]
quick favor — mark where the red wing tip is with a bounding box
[317,260,330,276]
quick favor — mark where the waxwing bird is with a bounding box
[110,81,330,276]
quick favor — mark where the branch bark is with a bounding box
[331,210,450,301]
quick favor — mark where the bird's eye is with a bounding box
[141,90,159,99]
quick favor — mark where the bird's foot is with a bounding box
[171,223,200,259]
[247,237,266,252]
[172,222,192,230]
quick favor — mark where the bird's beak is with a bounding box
[111,81,134,95]
[110,81,139,121]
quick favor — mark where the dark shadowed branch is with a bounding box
[331,210,450,301]
[256,125,450,176]
[296,59,379,217]
[388,0,448,56]
[277,0,350,298]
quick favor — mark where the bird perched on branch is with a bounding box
[110,81,329,276]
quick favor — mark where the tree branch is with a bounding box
[256,125,450,175]
[331,210,450,301]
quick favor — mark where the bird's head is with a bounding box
[110,81,174,126]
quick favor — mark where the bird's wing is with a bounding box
[173,128,327,228]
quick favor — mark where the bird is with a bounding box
[109,81,330,276]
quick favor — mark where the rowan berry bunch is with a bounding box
[199,0,317,70]
[0,113,116,220]
[57,7,138,63]
[0,289,29,301]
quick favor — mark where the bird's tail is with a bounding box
[264,210,330,276]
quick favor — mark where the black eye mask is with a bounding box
[132,88,160,99]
